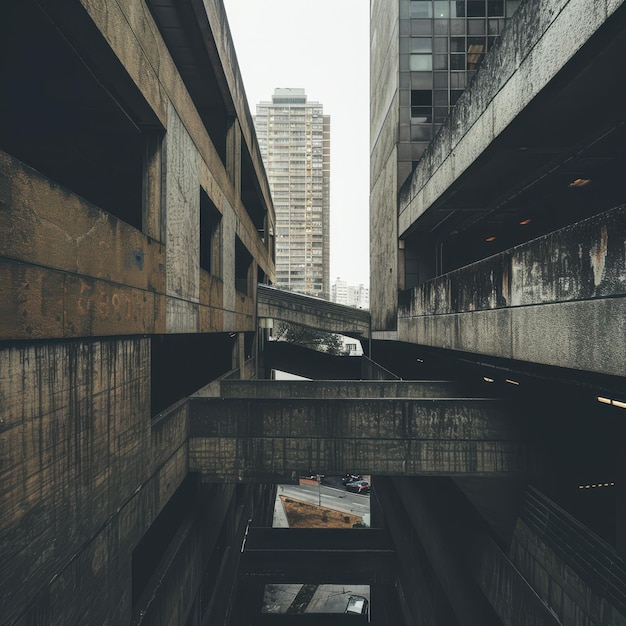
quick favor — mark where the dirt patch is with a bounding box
[280,496,362,528]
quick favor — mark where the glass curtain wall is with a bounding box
[399,0,520,184]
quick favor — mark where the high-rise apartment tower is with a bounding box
[255,88,330,298]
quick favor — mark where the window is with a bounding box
[199,188,222,276]
[410,38,433,70]
[235,236,253,295]
[1,2,164,233]
[467,0,486,16]
[488,0,505,15]
[411,90,432,122]
[467,38,486,70]
[410,1,433,18]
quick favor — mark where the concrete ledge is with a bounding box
[398,208,626,377]
[219,380,474,399]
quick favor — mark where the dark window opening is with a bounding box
[0,1,162,232]
[151,333,236,416]
[450,54,466,70]
[467,1,487,17]
[241,145,268,240]
[235,236,253,295]
[146,1,228,166]
[488,0,505,16]
[200,188,222,276]
[411,90,433,122]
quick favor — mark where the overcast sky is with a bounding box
[223,0,370,288]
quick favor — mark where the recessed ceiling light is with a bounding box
[568,178,592,188]
[485,236,496,242]
[519,218,532,225]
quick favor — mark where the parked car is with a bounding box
[345,480,370,494]
[342,473,361,485]
[345,594,369,616]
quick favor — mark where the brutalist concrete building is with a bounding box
[0,1,276,623]
[369,0,626,624]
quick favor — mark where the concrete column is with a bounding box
[142,131,164,241]
[226,116,241,197]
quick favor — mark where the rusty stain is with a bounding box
[589,224,608,288]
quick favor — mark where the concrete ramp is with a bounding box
[258,284,370,338]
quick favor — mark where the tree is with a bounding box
[272,321,345,356]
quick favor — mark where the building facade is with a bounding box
[368,0,626,623]
[255,88,331,299]
[331,277,370,309]
[370,0,519,330]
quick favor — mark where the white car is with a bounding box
[345,594,369,616]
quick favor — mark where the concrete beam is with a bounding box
[240,528,396,584]
[188,397,534,480]
[217,379,475,399]
[257,284,370,338]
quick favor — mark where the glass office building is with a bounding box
[255,88,330,299]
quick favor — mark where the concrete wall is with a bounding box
[398,206,626,377]
[370,0,401,331]
[218,380,470,399]
[379,477,564,626]
[0,338,186,624]
[511,487,626,625]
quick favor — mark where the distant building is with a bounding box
[255,88,331,299]
[370,0,518,330]
[331,277,349,305]
[331,278,369,309]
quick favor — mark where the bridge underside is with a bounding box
[257,284,370,338]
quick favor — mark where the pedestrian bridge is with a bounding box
[257,284,371,338]
[188,380,535,482]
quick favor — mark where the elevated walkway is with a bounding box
[258,285,370,338]
[188,380,535,481]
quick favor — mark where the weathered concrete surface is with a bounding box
[188,397,533,480]
[0,0,276,623]
[379,477,563,626]
[217,379,474,399]
[370,0,401,331]
[398,0,626,235]
[511,487,626,625]
[1,0,273,342]
[398,207,626,377]
[257,284,371,337]
[0,338,186,624]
